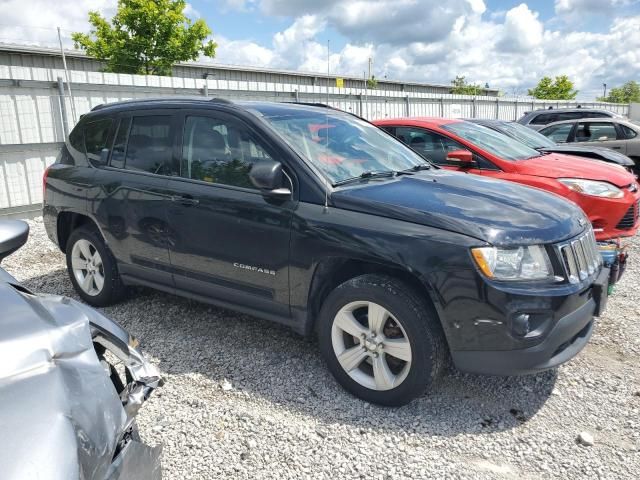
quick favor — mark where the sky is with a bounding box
[0,0,639,99]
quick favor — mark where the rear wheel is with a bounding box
[66,225,125,307]
[317,274,447,406]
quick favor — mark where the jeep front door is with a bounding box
[165,111,294,317]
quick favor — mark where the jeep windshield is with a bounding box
[247,104,427,185]
[443,121,543,161]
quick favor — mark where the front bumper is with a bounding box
[583,191,640,241]
[449,267,608,376]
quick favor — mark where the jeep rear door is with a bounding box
[90,111,178,287]
[164,110,294,317]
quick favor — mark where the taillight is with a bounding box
[43,165,51,201]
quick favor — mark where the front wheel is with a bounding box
[317,274,447,406]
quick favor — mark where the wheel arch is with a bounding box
[305,257,444,337]
[56,211,101,252]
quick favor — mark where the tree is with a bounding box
[527,75,578,100]
[598,81,640,104]
[72,0,217,76]
[450,76,483,96]
[366,75,378,90]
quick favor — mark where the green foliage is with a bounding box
[527,75,578,100]
[366,75,378,89]
[450,76,483,96]
[72,0,217,75]
[598,81,640,104]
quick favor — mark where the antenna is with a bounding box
[324,39,330,211]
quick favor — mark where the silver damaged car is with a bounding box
[0,220,163,480]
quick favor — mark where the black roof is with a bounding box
[89,97,335,115]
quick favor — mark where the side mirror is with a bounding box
[446,149,474,165]
[249,160,291,197]
[0,220,29,264]
[597,136,609,141]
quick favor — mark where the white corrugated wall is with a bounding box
[0,64,630,214]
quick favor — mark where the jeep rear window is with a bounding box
[124,116,173,175]
[442,122,541,161]
[84,118,113,166]
[249,106,426,185]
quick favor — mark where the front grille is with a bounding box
[615,200,639,230]
[557,228,601,283]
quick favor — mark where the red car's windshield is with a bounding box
[443,122,542,161]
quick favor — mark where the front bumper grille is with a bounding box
[616,200,639,230]
[557,228,602,283]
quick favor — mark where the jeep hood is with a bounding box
[331,169,585,245]
[516,153,634,186]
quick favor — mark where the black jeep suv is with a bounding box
[44,99,608,406]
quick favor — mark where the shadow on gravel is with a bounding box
[24,269,557,437]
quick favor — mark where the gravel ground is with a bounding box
[4,217,640,479]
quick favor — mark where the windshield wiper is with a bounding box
[333,170,397,186]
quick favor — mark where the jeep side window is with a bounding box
[181,115,273,189]
[124,116,173,174]
[84,118,113,167]
[395,127,465,165]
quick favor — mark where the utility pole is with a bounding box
[326,39,330,107]
[603,83,607,100]
[57,27,76,124]
[363,71,368,119]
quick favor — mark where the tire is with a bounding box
[317,274,447,406]
[66,224,125,307]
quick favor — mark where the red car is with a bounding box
[374,118,640,241]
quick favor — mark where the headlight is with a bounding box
[471,245,553,281]
[558,178,623,198]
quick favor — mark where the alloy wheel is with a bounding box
[71,239,105,296]
[331,301,412,391]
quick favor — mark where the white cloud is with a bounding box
[214,36,275,67]
[184,3,201,19]
[0,0,116,47]
[497,3,543,53]
[555,0,635,15]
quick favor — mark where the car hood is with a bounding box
[0,278,162,480]
[538,145,634,166]
[331,168,585,245]
[516,153,635,186]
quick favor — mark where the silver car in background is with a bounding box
[538,117,640,170]
[517,108,623,131]
[0,220,163,480]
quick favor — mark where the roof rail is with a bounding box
[90,96,235,112]
[209,97,234,104]
[286,102,331,109]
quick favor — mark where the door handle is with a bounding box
[171,195,200,206]
[612,146,622,149]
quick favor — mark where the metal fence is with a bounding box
[0,64,630,215]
